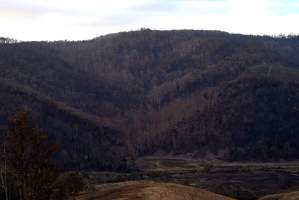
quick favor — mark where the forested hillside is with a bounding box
[0,30,299,169]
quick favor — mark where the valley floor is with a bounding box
[82,156,299,200]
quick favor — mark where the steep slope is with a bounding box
[0,79,128,170]
[0,30,299,167]
[160,77,299,160]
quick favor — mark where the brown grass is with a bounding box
[77,181,236,200]
[259,191,299,200]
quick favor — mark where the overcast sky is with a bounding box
[1,0,299,41]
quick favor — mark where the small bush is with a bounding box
[51,172,84,200]
[202,163,213,173]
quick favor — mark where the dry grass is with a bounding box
[76,181,236,200]
[259,191,299,200]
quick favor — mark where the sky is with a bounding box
[1,0,299,41]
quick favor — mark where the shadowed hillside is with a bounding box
[0,30,299,169]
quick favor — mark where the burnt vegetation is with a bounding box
[0,111,84,200]
[0,30,299,171]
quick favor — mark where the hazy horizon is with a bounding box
[1,0,299,41]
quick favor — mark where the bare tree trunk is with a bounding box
[4,145,9,200]
[1,142,9,200]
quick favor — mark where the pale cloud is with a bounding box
[0,0,298,41]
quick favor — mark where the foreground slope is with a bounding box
[259,191,299,200]
[77,181,235,200]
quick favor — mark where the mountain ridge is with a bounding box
[0,29,299,169]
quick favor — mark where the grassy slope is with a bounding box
[77,181,236,200]
[259,191,299,200]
